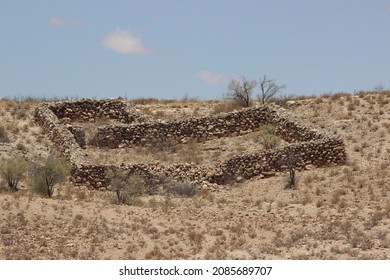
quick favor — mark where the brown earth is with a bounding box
[0,92,390,260]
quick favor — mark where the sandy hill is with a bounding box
[0,91,389,259]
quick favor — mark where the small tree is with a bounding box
[285,153,297,189]
[225,76,257,107]
[31,156,70,197]
[107,170,146,205]
[0,156,29,192]
[258,75,285,104]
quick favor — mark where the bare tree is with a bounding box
[258,75,285,104]
[225,76,257,107]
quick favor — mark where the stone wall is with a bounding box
[213,137,346,184]
[34,99,347,189]
[48,98,135,123]
[95,106,323,148]
[34,105,85,162]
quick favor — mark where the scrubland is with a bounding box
[0,91,390,259]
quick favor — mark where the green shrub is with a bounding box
[31,156,70,197]
[252,125,281,150]
[107,170,146,205]
[0,156,29,192]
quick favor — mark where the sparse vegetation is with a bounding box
[252,125,281,150]
[0,156,29,192]
[107,170,146,205]
[1,91,390,260]
[0,126,10,143]
[30,156,70,197]
[163,181,197,197]
[225,76,257,107]
[257,75,285,104]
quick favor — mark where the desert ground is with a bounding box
[0,91,390,260]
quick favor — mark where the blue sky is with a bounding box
[1,0,389,100]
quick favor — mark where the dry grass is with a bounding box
[1,91,390,259]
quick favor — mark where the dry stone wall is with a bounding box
[213,137,346,184]
[48,98,136,123]
[95,106,324,148]
[34,105,85,162]
[34,99,347,189]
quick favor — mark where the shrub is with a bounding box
[0,126,10,143]
[163,181,197,197]
[0,156,29,192]
[285,154,297,189]
[252,125,281,150]
[107,170,146,205]
[31,156,70,197]
[16,143,27,151]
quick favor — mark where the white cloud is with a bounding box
[49,16,64,26]
[196,70,227,85]
[48,16,86,27]
[101,28,152,55]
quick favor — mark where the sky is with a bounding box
[1,0,390,100]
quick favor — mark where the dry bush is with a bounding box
[252,125,281,150]
[107,170,146,205]
[188,230,204,247]
[0,126,10,143]
[14,109,28,120]
[16,143,27,152]
[31,156,70,197]
[363,211,385,230]
[0,156,29,192]
[163,181,197,197]
[347,103,356,111]
[331,188,347,205]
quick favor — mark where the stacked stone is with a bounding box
[48,98,135,123]
[94,106,326,148]
[34,99,347,190]
[217,137,346,182]
[33,105,84,162]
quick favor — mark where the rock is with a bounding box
[304,164,314,170]
[262,172,276,177]
[236,176,244,183]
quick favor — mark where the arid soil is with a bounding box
[0,92,390,260]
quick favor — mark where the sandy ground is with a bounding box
[0,92,389,259]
